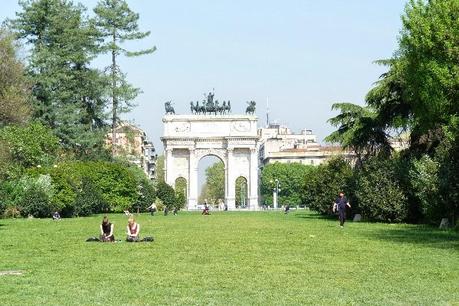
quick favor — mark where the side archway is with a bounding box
[175,177,187,208]
[235,176,248,208]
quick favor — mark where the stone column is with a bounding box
[226,148,236,210]
[249,148,259,210]
[165,148,174,186]
[188,148,198,210]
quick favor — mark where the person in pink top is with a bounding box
[126,217,140,242]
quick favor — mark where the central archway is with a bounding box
[198,155,225,208]
[161,114,259,210]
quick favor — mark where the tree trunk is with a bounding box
[111,32,118,158]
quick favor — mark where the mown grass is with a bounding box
[0,211,458,305]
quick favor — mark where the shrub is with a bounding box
[0,122,59,172]
[155,181,176,209]
[261,162,315,206]
[16,175,55,218]
[354,157,407,222]
[73,177,108,217]
[303,157,353,214]
[155,197,165,212]
[27,161,153,215]
[409,155,443,223]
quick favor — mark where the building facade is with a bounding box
[258,123,353,166]
[106,122,158,180]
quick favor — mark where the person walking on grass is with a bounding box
[333,192,351,228]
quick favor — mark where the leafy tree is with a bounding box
[326,103,391,166]
[174,177,187,209]
[155,181,176,209]
[0,28,31,127]
[0,122,59,177]
[93,0,155,155]
[155,155,165,182]
[12,0,109,154]
[261,162,314,206]
[204,161,225,204]
[235,176,248,207]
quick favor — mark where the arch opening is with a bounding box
[174,177,187,208]
[198,155,226,209]
[235,176,248,208]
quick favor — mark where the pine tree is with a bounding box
[12,0,109,156]
[93,0,156,156]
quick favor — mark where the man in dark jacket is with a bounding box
[333,192,351,228]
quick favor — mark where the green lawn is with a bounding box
[0,211,458,305]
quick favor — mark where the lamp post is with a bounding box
[271,179,281,209]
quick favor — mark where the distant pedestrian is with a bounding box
[164,206,169,216]
[284,204,290,214]
[147,203,157,216]
[173,207,178,215]
[202,202,210,215]
[333,192,351,228]
[52,211,61,220]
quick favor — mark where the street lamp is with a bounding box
[270,179,281,209]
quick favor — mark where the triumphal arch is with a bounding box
[161,94,259,210]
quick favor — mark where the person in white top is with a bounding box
[126,217,140,242]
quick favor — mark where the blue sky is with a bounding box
[1,0,406,153]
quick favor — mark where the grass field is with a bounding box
[0,210,458,305]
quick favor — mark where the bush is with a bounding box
[16,175,55,218]
[0,122,59,173]
[27,160,153,215]
[409,155,443,224]
[73,177,108,217]
[155,197,165,212]
[303,157,353,214]
[354,157,407,222]
[155,181,176,209]
[260,162,315,206]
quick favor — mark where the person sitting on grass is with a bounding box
[126,217,140,242]
[100,216,115,242]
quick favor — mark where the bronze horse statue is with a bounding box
[245,101,256,115]
[165,101,175,114]
[189,93,232,115]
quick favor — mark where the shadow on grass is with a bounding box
[360,226,459,250]
[293,211,337,221]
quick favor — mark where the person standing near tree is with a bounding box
[333,192,351,228]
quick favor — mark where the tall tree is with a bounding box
[12,0,109,156]
[326,103,392,165]
[0,28,31,127]
[93,0,156,156]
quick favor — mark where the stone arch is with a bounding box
[161,114,259,210]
